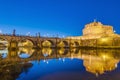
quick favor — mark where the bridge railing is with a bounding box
[0,33,37,37]
[0,33,78,41]
[0,33,61,39]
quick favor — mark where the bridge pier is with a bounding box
[8,41,18,50]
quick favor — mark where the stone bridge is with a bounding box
[0,33,81,48]
[1,30,120,49]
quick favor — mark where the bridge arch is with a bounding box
[70,41,80,47]
[42,40,55,47]
[74,41,80,47]
[18,38,34,47]
[57,41,69,48]
[0,37,9,47]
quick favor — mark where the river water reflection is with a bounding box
[0,48,120,80]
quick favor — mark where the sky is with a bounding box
[0,0,120,37]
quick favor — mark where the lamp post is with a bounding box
[37,32,41,48]
[12,29,16,36]
[38,32,40,38]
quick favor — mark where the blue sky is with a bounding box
[0,0,120,37]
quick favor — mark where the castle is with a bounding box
[68,21,120,40]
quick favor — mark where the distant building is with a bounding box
[67,21,120,40]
